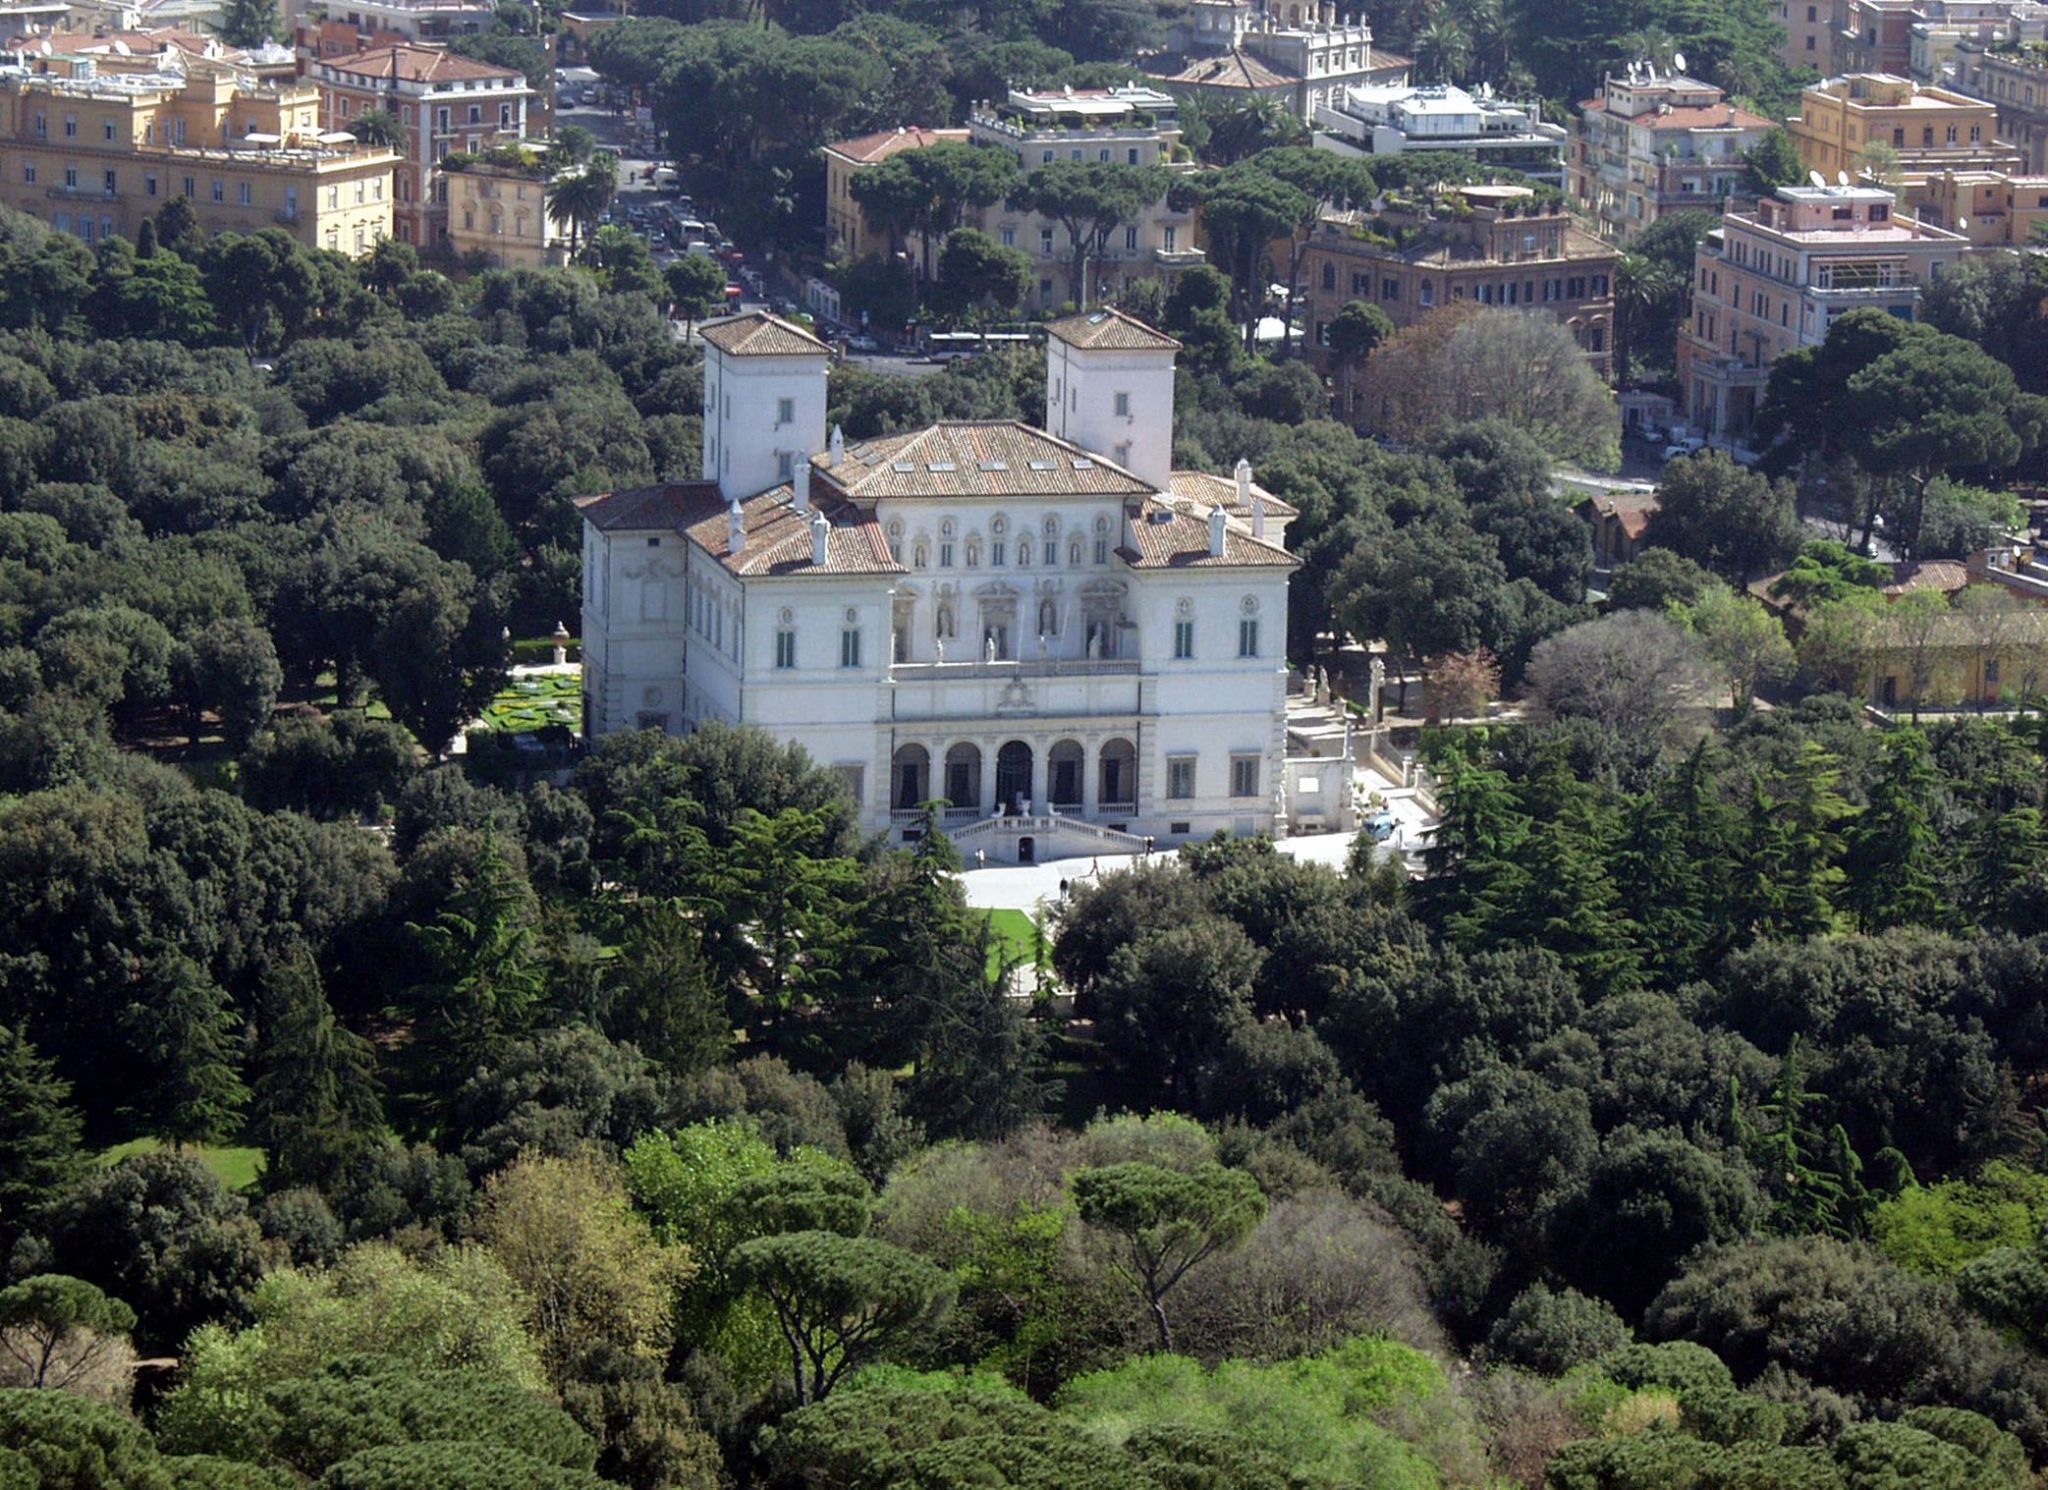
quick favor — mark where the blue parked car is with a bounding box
[1362,810,1397,842]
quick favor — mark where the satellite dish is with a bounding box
[1837,170,1850,186]
[1672,50,1687,72]
[1957,215,1969,229]
[1808,169,1827,188]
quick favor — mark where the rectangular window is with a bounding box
[1095,538,1108,564]
[104,169,116,195]
[1238,618,1259,657]
[63,167,76,189]
[939,543,953,567]
[1040,228,1054,254]
[776,450,794,482]
[211,179,224,202]
[103,120,115,141]
[776,397,795,426]
[1230,755,1260,798]
[1000,226,1016,247]
[238,181,252,206]
[840,628,862,668]
[183,176,195,198]
[146,172,157,197]
[1114,391,1131,416]
[1127,147,1140,164]
[1167,756,1196,799]
[1173,619,1194,659]
[775,630,796,668]
[32,113,43,138]
[991,540,1007,566]
[1124,225,1138,251]
[63,114,75,138]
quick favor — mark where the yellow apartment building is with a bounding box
[1788,74,2022,216]
[1917,166,2048,242]
[821,125,968,263]
[0,54,397,252]
[442,151,566,267]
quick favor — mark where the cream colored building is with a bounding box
[821,125,967,263]
[1676,183,1963,444]
[442,150,564,266]
[1789,73,2022,214]
[1917,163,2048,238]
[0,51,396,251]
[1570,64,1776,242]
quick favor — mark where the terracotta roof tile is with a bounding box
[1150,47,1299,90]
[572,481,720,532]
[320,42,523,82]
[698,311,831,357]
[1883,559,1970,595]
[819,422,1156,500]
[1168,469,1300,521]
[680,490,903,577]
[1044,308,1181,352]
[1118,497,1297,570]
[823,126,970,163]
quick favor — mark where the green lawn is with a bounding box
[100,1137,264,1192]
[982,907,1041,978]
[479,671,582,734]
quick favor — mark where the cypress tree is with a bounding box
[120,955,249,1150]
[1842,728,1951,933]
[250,949,383,1191]
[0,1025,86,1252]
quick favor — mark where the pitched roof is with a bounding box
[819,422,1157,501]
[823,126,970,163]
[1118,498,1298,569]
[698,311,831,358]
[1149,47,1299,90]
[1632,102,1775,130]
[319,42,524,82]
[1882,559,1970,596]
[680,490,903,578]
[1168,469,1300,521]
[1044,308,1181,352]
[572,481,720,532]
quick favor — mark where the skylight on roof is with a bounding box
[1072,459,1094,470]
[927,461,957,472]
[1088,311,1110,323]
[1027,460,1057,471]
[978,460,1008,472]
[891,461,916,472]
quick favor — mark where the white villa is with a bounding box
[575,308,1312,862]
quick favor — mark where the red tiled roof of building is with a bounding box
[1882,559,1971,596]
[681,490,903,577]
[698,311,831,357]
[823,126,970,163]
[1167,470,1300,520]
[1150,48,1299,89]
[820,422,1157,501]
[1044,307,1181,351]
[572,481,721,533]
[319,42,523,83]
[1117,498,1297,569]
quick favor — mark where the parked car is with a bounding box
[1637,421,1667,444]
[1362,810,1398,843]
[1660,437,1705,462]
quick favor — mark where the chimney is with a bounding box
[829,424,846,465]
[1234,456,1252,508]
[728,497,745,554]
[1252,490,1267,540]
[1208,504,1227,558]
[810,509,830,567]
[793,459,811,512]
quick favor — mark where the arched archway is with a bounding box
[945,743,982,812]
[1099,738,1136,810]
[996,740,1034,814]
[893,744,930,810]
[1048,739,1084,808]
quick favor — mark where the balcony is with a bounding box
[275,209,300,223]
[1153,245,1205,267]
[890,657,1140,682]
[46,185,116,201]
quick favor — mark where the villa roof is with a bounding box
[1882,559,1970,596]
[681,490,903,577]
[823,125,970,163]
[698,310,831,357]
[819,422,1157,500]
[1167,469,1300,521]
[1117,497,1298,569]
[1044,307,1181,351]
[1150,47,1299,89]
[319,42,522,82]
[572,481,719,532]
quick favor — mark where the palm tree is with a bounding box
[1413,15,1472,84]
[546,153,617,253]
[1615,25,1678,71]
[1613,250,1676,387]
[348,108,409,153]
[1452,0,1511,84]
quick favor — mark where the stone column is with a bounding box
[1082,733,1100,818]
